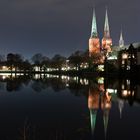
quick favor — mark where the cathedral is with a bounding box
[89,8,112,56]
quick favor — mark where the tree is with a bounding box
[21,60,32,72]
[31,53,44,71]
[41,57,50,71]
[51,54,66,71]
[0,54,6,62]
[68,51,85,70]
[7,53,24,71]
[31,53,44,65]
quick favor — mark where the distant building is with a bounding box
[118,44,139,71]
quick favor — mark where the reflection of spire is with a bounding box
[104,8,110,38]
[91,8,98,38]
[88,88,99,135]
[90,109,97,135]
[101,91,111,138]
[118,99,124,119]
[103,109,109,137]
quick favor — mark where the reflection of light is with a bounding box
[66,84,69,87]
[122,60,125,64]
[128,91,131,95]
[107,89,117,94]
[73,77,77,81]
[105,103,111,109]
[132,91,135,96]
[127,80,130,85]
[84,79,89,85]
[127,66,130,70]
[107,56,117,60]
[80,79,89,85]
[122,90,135,97]
[122,90,128,97]
[98,77,104,84]
[99,84,104,92]
[122,84,125,90]
[61,75,65,79]
[98,65,104,71]
[2,75,6,80]
[34,74,40,79]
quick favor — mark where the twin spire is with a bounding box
[90,7,124,52]
[89,7,112,54]
[91,8,110,39]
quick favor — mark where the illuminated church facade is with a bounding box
[89,8,112,56]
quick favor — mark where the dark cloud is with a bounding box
[0,0,139,58]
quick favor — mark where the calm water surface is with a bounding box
[0,74,139,140]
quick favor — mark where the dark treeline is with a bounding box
[0,50,108,73]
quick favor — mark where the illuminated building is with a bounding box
[119,30,124,48]
[89,9,100,56]
[102,8,112,54]
[119,44,137,71]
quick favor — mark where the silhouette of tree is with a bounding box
[68,51,85,70]
[51,54,66,71]
[21,60,32,72]
[31,53,44,65]
[41,56,50,71]
[0,54,6,62]
[7,53,24,71]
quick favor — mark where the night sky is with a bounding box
[0,0,140,59]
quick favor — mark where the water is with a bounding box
[0,74,139,140]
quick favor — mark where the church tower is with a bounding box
[119,30,124,48]
[89,9,100,56]
[102,8,112,54]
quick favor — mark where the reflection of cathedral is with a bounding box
[87,77,140,138]
[88,81,112,137]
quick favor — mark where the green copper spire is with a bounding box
[119,30,124,48]
[90,109,97,135]
[91,8,98,38]
[104,8,110,38]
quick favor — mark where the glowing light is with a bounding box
[98,65,104,71]
[122,90,128,97]
[107,89,117,94]
[107,56,117,60]
[98,77,104,84]
[122,53,128,59]
[2,75,6,80]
